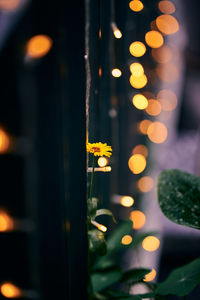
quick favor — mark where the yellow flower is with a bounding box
[87,142,112,157]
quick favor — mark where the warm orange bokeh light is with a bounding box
[132,144,148,158]
[129,0,144,12]
[156,63,179,83]
[156,15,179,35]
[137,176,154,193]
[121,235,133,245]
[130,63,144,77]
[157,89,178,111]
[114,28,122,39]
[0,211,14,232]
[0,129,10,153]
[132,94,148,110]
[0,283,22,298]
[26,35,53,59]
[158,1,175,14]
[145,99,162,116]
[129,41,146,57]
[151,45,172,63]
[120,196,134,207]
[142,236,160,252]
[128,154,146,174]
[145,30,164,48]
[0,0,21,11]
[130,210,146,230]
[143,269,157,282]
[98,157,108,167]
[138,119,152,135]
[130,74,147,89]
[112,68,122,77]
[147,121,168,144]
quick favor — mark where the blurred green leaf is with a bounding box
[91,269,122,293]
[95,209,117,223]
[103,289,142,299]
[88,229,107,256]
[158,169,200,229]
[156,257,200,296]
[92,258,116,271]
[121,268,151,283]
[88,197,99,218]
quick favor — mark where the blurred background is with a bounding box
[0,0,199,299]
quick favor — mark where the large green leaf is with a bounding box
[121,268,151,283]
[88,229,107,256]
[158,169,200,229]
[91,269,122,293]
[102,290,142,299]
[156,257,200,296]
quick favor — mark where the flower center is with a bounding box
[91,147,101,152]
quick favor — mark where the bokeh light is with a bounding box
[112,68,122,77]
[143,269,157,282]
[132,144,148,158]
[138,119,152,135]
[26,35,53,59]
[145,99,162,116]
[145,30,164,48]
[130,63,144,77]
[98,157,108,167]
[113,28,122,39]
[130,210,146,230]
[120,196,134,207]
[121,235,133,245]
[129,74,147,89]
[0,0,21,11]
[157,89,178,111]
[0,129,10,153]
[0,283,22,298]
[137,176,154,192]
[129,41,146,57]
[151,45,172,63]
[147,121,168,144]
[129,0,144,12]
[158,1,175,14]
[156,63,179,83]
[128,154,146,174]
[142,236,160,252]
[0,211,14,232]
[156,15,179,35]
[132,94,148,110]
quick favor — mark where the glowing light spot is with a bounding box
[0,129,10,153]
[120,196,134,207]
[121,235,133,245]
[143,269,157,282]
[157,89,178,111]
[137,176,154,193]
[147,121,168,144]
[129,41,146,57]
[132,94,148,110]
[130,210,146,230]
[0,283,22,298]
[132,144,148,158]
[142,236,160,252]
[128,154,146,174]
[130,63,144,77]
[98,67,102,77]
[138,119,152,135]
[156,63,179,83]
[114,28,122,39]
[99,29,101,39]
[112,68,122,77]
[98,224,107,232]
[0,211,14,232]
[156,15,179,35]
[98,157,108,167]
[0,0,21,11]
[129,74,147,89]
[129,0,144,12]
[151,45,172,63]
[158,1,175,14]
[145,30,164,48]
[26,35,53,59]
[145,99,161,116]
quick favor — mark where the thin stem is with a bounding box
[89,155,95,201]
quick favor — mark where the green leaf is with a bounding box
[91,269,122,293]
[88,229,107,256]
[156,257,200,296]
[158,169,200,229]
[121,268,151,283]
[92,258,116,271]
[103,290,142,299]
[88,197,99,218]
[95,209,117,223]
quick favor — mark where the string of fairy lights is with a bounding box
[110,0,180,283]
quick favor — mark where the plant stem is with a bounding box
[89,155,95,201]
